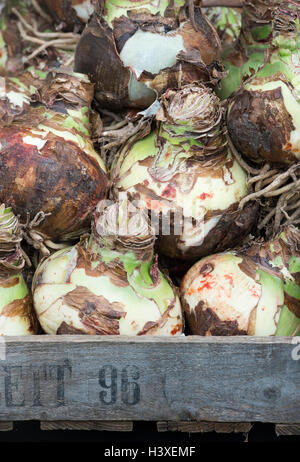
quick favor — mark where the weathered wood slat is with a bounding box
[0,422,13,431]
[40,420,133,431]
[157,421,252,433]
[0,336,298,423]
[275,424,300,436]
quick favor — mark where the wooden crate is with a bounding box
[0,335,299,435]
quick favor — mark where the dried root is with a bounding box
[12,7,80,64]
[239,163,300,209]
[228,132,300,238]
[21,211,70,263]
[97,111,150,169]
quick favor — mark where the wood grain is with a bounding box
[40,421,133,431]
[157,421,252,433]
[0,336,298,423]
[0,422,13,431]
[275,424,300,436]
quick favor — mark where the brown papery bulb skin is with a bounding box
[227,79,300,165]
[42,0,95,30]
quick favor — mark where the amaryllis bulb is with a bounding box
[181,226,300,336]
[0,69,108,242]
[74,0,222,109]
[227,4,300,165]
[216,0,283,100]
[111,84,258,261]
[32,200,183,336]
[0,204,37,335]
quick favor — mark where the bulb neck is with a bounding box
[89,201,155,262]
[158,120,225,152]
[0,205,25,276]
[88,231,154,262]
[103,0,185,26]
[156,84,224,154]
[240,0,281,46]
[272,6,299,50]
